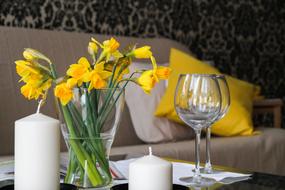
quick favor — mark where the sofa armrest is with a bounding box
[253,99,283,128]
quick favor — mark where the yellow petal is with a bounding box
[67,57,90,84]
[54,83,73,105]
[20,83,42,100]
[133,46,152,59]
[155,66,172,80]
[137,70,156,94]
[100,70,112,79]
[88,71,107,90]
[91,37,103,48]
[67,78,77,88]
[103,37,120,53]
[94,61,105,72]
[112,50,123,59]
[93,62,112,79]
[78,57,91,68]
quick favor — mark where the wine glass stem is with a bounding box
[205,127,212,173]
[194,128,202,182]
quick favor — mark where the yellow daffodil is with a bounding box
[103,38,120,53]
[15,59,53,100]
[136,56,171,94]
[15,60,47,87]
[131,46,152,59]
[88,42,98,56]
[15,60,39,77]
[155,66,172,80]
[21,83,42,100]
[66,57,91,86]
[54,83,74,105]
[88,62,112,91]
[137,70,156,94]
[150,56,171,81]
[92,37,121,62]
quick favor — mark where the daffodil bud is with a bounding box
[132,46,152,59]
[23,48,51,64]
[23,50,37,61]
[88,42,98,55]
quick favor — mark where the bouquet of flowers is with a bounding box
[15,37,171,188]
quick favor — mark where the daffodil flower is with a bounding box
[128,46,152,59]
[21,83,43,100]
[103,38,120,53]
[92,37,121,62]
[54,82,74,105]
[150,56,172,81]
[15,59,53,99]
[137,70,156,94]
[155,66,172,80]
[67,57,91,86]
[88,62,112,91]
[15,60,39,78]
[88,42,98,56]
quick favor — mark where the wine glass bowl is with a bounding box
[174,74,222,184]
[175,74,221,129]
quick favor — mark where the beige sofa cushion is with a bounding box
[111,127,285,176]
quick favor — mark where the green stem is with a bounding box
[97,74,137,131]
[62,106,103,186]
[64,150,76,183]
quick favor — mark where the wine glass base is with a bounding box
[192,168,224,174]
[179,176,216,187]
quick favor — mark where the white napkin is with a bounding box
[111,159,251,186]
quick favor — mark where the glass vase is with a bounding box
[57,88,124,189]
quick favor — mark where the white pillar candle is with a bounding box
[129,147,173,190]
[15,113,60,190]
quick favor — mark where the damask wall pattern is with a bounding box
[0,0,284,127]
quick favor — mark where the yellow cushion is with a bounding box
[154,48,260,136]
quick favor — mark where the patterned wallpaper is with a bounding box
[0,0,284,127]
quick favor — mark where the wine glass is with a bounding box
[174,74,221,185]
[204,75,230,174]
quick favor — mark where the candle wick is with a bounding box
[149,147,152,156]
[36,99,44,114]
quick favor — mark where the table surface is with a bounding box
[168,158,285,190]
[1,158,285,190]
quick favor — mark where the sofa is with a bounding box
[0,26,284,176]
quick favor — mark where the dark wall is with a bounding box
[0,0,284,126]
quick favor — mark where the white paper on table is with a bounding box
[111,159,252,186]
[0,157,69,182]
[0,161,14,181]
